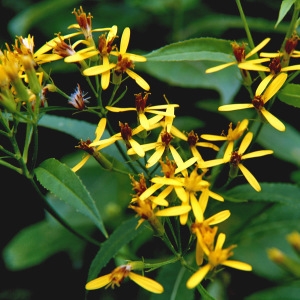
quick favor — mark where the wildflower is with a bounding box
[186,233,252,289]
[205,38,270,85]
[68,83,90,110]
[202,131,273,191]
[85,263,164,294]
[201,119,249,154]
[106,92,179,130]
[83,27,149,90]
[218,72,287,131]
[72,118,116,172]
[190,197,231,265]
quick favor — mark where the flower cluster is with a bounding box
[1,3,299,299]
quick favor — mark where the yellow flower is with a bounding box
[205,38,270,74]
[186,233,252,289]
[106,92,179,130]
[190,197,231,265]
[72,118,116,172]
[201,119,249,154]
[83,27,150,90]
[202,131,273,191]
[86,263,164,294]
[218,72,287,132]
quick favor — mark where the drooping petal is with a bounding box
[94,118,107,141]
[126,69,150,91]
[72,154,90,172]
[85,274,111,290]
[146,145,165,168]
[186,264,211,289]
[255,74,274,96]
[190,193,203,222]
[260,108,286,131]
[139,182,163,201]
[128,139,145,157]
[221,260,252,271]
[128,272,164,294]
[201,158,225,169]
[238,163,261,192]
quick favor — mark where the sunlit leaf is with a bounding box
[278,83,300,108]
[274,0,295,28]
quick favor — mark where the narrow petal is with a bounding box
[242,150,273,160]
[239,132,253,154]
[155,205,191,216]
[205,61,237,73]
[238,164,261,192]
[128,272,164,294]
[125,53,147,62]
[221,260,252,271]
[120,27,130,54]
[201,134,227,141]
[263,72,287,102]
[83,63,116,76]
[201,158,225,169]
[175,157,199,175]
[218,104,253,111]
[206,210,231,225]
[126,69,150,91]
[72,155,90,172]
[146,146,165,168]
[186,264,211,289]
[129,139,145,157]
[139,183,163,201]
[151,177,183,186]
[255,74,274,95]
[85,274,111,290]
[105,106,136,112]
[208,190,224,202]
[245,37,271,58]
[94,118,107,141]
[260,109,286,131]
[190,193,203,222]
[139,113,150,129]
[215,233,226,250]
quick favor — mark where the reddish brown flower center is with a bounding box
[232,42,246,63]
[285,35,299,55]
[115,55,134,74]
[119,121,132,141]
[269,57,282,75]
[187,130,199,146]
[230,151,242,166]
[252,95,264,111]
[161,131,173,146]
[135,92,150,113]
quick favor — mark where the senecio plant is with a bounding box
[2,0,300,299]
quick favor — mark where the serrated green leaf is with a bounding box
[2,219,86,271]
[275,0,295,28]
[222,182,300,208]
[86,217,148,281]
[34,158,108,237]
[278,83,300,107]
[139,38,241,104]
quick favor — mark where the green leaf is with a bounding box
[246,284,300,300]
[7,0,80,36]
[34,158,108,237]
[139,38,241,104]
[222,182,300,208]
[274,0,295,28]
[278,83,300,108]
[86,217,148,281]
[2,219,87,271]
[232,203,300,281]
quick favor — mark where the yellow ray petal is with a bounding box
[128,272,164,294]
[260,108,286,131]
[129,139,145,157]
[245,38,271,58]
[215,233,226,250]
[206,210,231,225]
[186,264,211,289]
[221,260,252,271]
[205,61,237,74]
[155,205,191,216]
[255,74,274,96]
[72,154,90,172]
[201,134,227,141]
[242,150,273,160]
[126,69,150,91]
[238,164,261,192]
[83,63,116,76]
[218,103,253,111]
[85,274,111,290]
[263,72,287,102]
[239,132,253,154]
[120,27,130,54]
